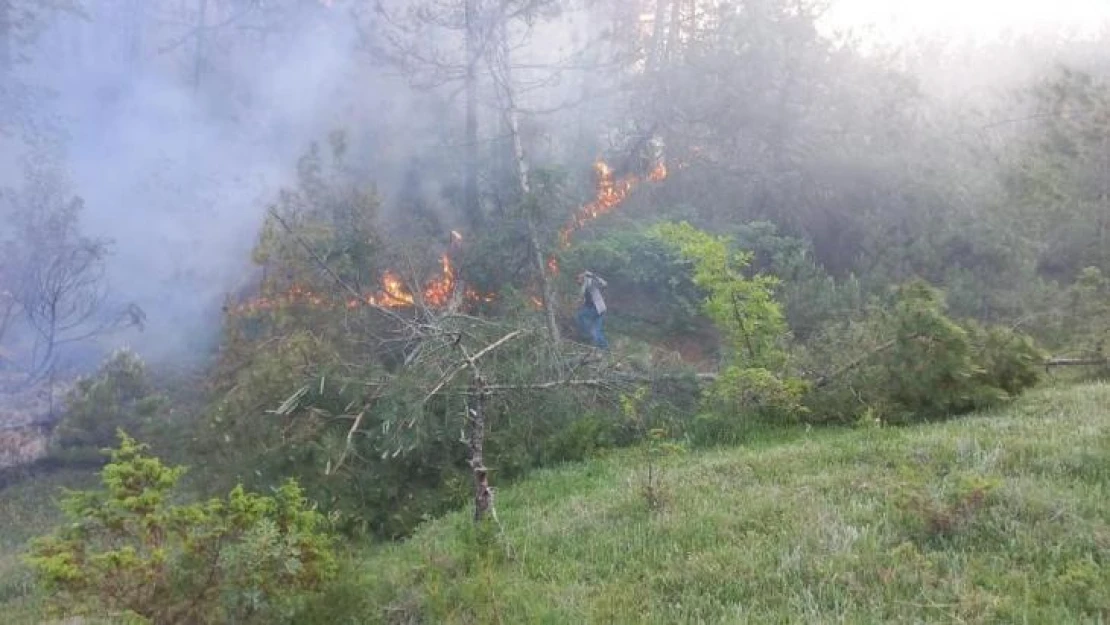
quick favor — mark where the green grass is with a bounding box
[0,467,99,623]
[3,384,1108,624]
[327,382,1110,624]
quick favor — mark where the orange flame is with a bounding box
[233,156,666,317]
[231,283,330,316]
[542,157,668,281]
[558,159,667,249]
[370,271,417,307]
[420,254,456,307]
[232,252,494,316]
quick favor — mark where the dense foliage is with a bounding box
[25,433,337,624]
[803,282,1046,425]
[51,349,164,456]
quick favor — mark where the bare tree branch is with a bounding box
[423,328,525,402]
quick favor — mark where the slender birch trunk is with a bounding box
[496,23,561,342]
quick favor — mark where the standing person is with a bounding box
[576,271,609,349]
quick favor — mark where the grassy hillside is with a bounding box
[332,383,1110,624]
[1,384,1107,624]
[0,467,100,623]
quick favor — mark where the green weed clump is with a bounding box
[23,432,337,625]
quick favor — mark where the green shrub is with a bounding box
[653,221,788,368]
[804,281,1045,424]
[24,432,337,625]
[540,411,618,465]
[694,366,810,443]
[1049,266,1110,364]
[728,221,868,341]
[966,322,1046,396]
[894,473,1000,544]
[653,221,810,430]
[52,348,165,454]
[878,281,999,423]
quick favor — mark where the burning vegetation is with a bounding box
[231,253,478,315]
[230,156,668,317]
[559,159,668,248]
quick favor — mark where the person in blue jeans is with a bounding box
[576,271,609,349]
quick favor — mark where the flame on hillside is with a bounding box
[544,157,668,280]
[232,245,489,316]
[422,254,456,307]
[558,159,667,249]
[232,156,667,317]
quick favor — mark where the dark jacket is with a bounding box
[581,273,607,315]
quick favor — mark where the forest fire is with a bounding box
[421,254,456,307]
[542,157,668,280]
[371,271,417,307]
[232,157,666,317]
[558,159,667,248]
[234,254,461,315]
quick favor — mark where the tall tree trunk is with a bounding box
[496,24,561,342]
[193,0,208,91]
[645,0,669,73]
[0,0,11,76]
[463,0,482,229]
[667,0,683,63]
[1100,135,1108,270]
[467,383,492,521]
[126,0,144,73]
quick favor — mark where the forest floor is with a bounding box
[1,382,1107,623]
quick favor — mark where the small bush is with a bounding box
[710,366,808,423]
[654,221,810,431]
[52,348,165,453]
[25,431,337,625]
[804,281,1045,424]
[896,474,999,543]
[541,412,618,465]
[621,388,685,510]
[966,322,1046,396]
[691,367,809,444]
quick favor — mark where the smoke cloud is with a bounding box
[10,3,440,366]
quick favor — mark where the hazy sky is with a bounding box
[822,0,1110,43]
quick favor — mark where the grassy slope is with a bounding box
[341,383,1110,624]
[0,467,99,623]
[1,384,1107,624]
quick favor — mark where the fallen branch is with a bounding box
[478,371,718,394]
[813,338,900,389]
[481,378,609,392]
[1045,357,1108,367]
[326,410,365,476]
